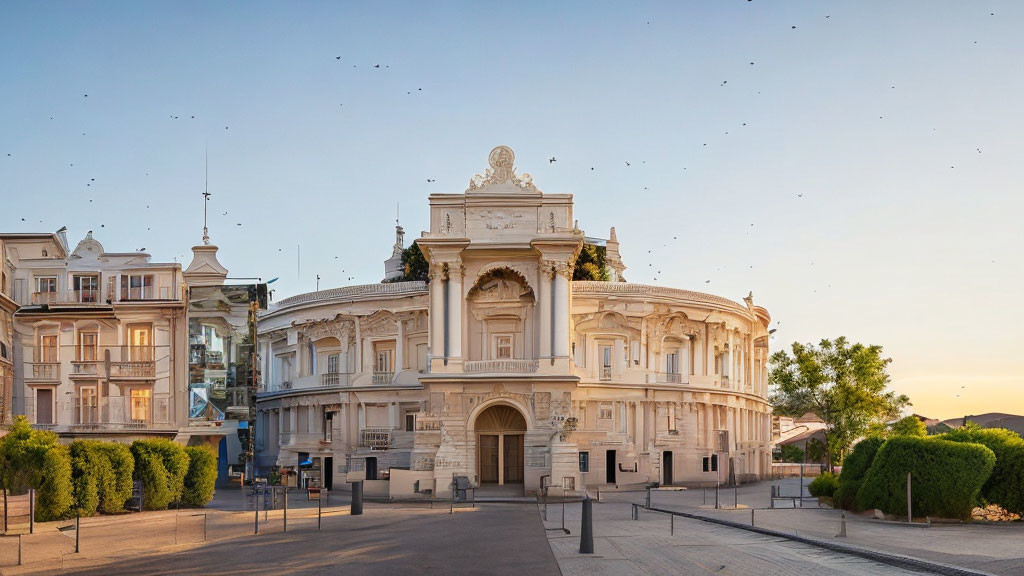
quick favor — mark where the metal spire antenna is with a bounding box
[202,148,211,245]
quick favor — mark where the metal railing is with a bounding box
[600,366,612,381]
[371,371,393,385]
[320,372,351,387]
[659,372,683,384]
[359,427,392,449]
[31,290,101,305]
[29,363,60,381]
[464,360,539,373]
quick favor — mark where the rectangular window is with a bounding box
[79,332,98,361]
[600,346,612,380]
[578,451,590,472]
[376,350,392,373]
[130,389,151,423]
[40,334,58,363]
[323,411,334,442]
[701,455,719,473]
[405,413,415,432]
[78,386,98,424]
[36,276,57,293]
[666,353,678,374]
[496,335,512,359]
[121,274,154,300]
[74,275,99,303]
[327,353,340,374]
[598,403,613,420]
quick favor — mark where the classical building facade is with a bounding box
[1,231,187,439]
[0,236,18,426]
[255,147,773,495]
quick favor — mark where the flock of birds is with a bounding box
[2,6,1004,343]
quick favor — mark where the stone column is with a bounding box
[553,263,570,358]
[538,263,552,359]
[447,263,463,361]
[395,317,405,373]
[429,268,444,361]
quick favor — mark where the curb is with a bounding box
[645,506,997,576]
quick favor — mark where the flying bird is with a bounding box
[549,157,556,163]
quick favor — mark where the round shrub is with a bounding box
[132,439,190,508]
[942,427,1024,514]
[182,446,217,507]
[856,436,995,520]
[36,444,74,521]
[808,472,838,498]
[95,442,134,513]
[70,441,103,516]
[835,437,884,510]
[135,452,172,510]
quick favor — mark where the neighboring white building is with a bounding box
[2,231,187,439]
[254,147,774,495]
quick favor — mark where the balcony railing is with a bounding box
[359,427,392,450]
[29,362,60,381]
[464,360,539,374]
[110,346,156,378]
[372,371,394,385]
[70,361,103,377]
[600,366,612,381]
[321,372,351,387]
[31,290,103,305]
[659,372,684,384]
[60,394,173,430]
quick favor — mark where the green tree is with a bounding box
[890,416,927,437]
[36,445,74,521]
[572,243,610,281]
[396,242,430,282]
[769,337,909,469]
[775,444,804,463]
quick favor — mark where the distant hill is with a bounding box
[938,413,1024,437]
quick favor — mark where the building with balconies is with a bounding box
[2,230,187,439]
[254,146,774,496]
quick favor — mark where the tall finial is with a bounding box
[202,147,211,245]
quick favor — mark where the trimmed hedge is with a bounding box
[834,437,884,510]
[132,439,189,509]
[36,444,74,521]
[808,472,838,498]
[856,436,994,520]
[95,442,135,513]
[182,446,217,507]
[942,427,1024,514]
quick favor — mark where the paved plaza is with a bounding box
[3,481,1023,575]
[0,500,560,576]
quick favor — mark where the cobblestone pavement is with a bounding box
[0,502,559,576]
[544,499,931,575]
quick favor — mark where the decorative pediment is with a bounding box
[298,316,354,343]
[466,146,540,193]
[360,310,398,336]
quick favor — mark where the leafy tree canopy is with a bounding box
[386,241,430,283]
[890,415,928,437]
[573,243,610,282]
[769,337,909,468]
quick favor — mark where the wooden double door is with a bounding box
[479,433,524,485]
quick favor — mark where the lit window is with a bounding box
[130,389,151,423]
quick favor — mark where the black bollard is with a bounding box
[580,496,594,554]
[351,480,364,516]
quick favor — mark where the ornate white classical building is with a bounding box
[255,147,773,495]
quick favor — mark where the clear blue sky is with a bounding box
[2,1,1021,420]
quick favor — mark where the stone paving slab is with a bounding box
[543,500,929,576]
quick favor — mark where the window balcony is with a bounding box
[110,346,156,379]
[28,362,60,381]
[657,372,685,384]
[600,366,612,381]
[359,427,392,450]
[70,361,104,378]
[66,394,172,430]
[464,360,539,374]
[321,372,352,387]
[31,290,103,305]
[372,371,394,385]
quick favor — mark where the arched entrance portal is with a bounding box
[475,404,526,485]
